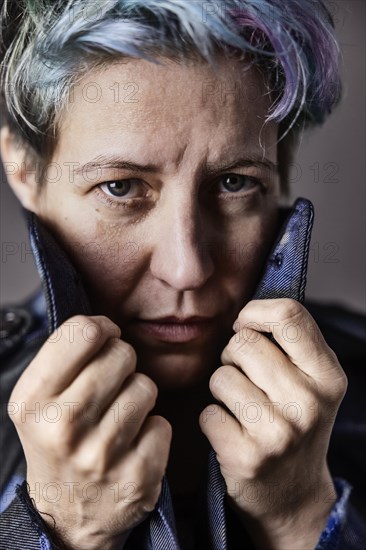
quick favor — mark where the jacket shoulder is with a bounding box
[0,291,49,493]
[306,302,366,516]
[0,291,48,359]
[305,300,366,366]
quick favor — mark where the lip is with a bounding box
[134,317,213,343]
[141,316,210,324]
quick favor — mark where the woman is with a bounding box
[0,1,365,548]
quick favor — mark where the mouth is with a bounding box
[132,316,214,343]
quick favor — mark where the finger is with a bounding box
[221,329,304,400]
[131,416,172,478]
[199,404,253,467]
[114,416,172,514]
[24,315,121,396]
[209,365,268,430]
[92,374,158,456]
[60,338,136,415]
[234,299,340,379]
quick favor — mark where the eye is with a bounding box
[209,174,261,194]
[215,174,261,194]
[99,179,144,199]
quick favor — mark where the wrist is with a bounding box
[229,472,337,549]
[19,480,131,550]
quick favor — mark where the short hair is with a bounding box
[0,0,341,192]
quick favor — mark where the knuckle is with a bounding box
[210,365,234,390]
[67,314,91,327]
[119,342,137,368]
[227,333,247,358]
[301,411,318,431]
[142,495,160,514]
[96,314,119,329]
[294,397,319,430]
[242,456,263,480]
[75,447,103,476]
[267,420,297,453]
[71,315,93,336]
[229,328,259,356]
[220,342,234,364]
[199,405,220,426]
[232,339,250,363]
[274,298,303,324]
[161,417,173,440]
[66,319,87,342]
[7,399,21,423]
[337,371,348,395]
[131,461,146,484]
[210,366,224,388]
[133,373,158,401]
[280,426,298,451]
[152,415,172,440]
[232,449,264,480]
[329,370,348,402]
[8,383,39,425]
[141,482,162,512]
[56,428,75,455]
[321,343,340,367]
[299,384,317,409]
[105,338,127,363]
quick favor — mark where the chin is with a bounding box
[136,350,216,391]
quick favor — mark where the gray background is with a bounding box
[1,0,365,313]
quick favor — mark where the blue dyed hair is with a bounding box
[0,0,341,189]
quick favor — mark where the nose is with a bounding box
[149,195,215,291]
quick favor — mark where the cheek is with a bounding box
[43,206,145,306]
[76,240,142,293]
[71,239,140,289]
[220,212,278,293]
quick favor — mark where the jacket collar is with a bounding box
[25,209,92,334]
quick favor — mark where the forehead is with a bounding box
[56,56,276,166]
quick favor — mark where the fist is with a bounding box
[200,299,347,549]
[9,315,172,550]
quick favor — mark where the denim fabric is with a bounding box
[317,478,352,549]
[0,487,51,550]
[253,197,314,303]
[1,199,366,549]
[125,478,180,549]
[26,208,92,332]
[1,471,363,549]
[0,475,24,514]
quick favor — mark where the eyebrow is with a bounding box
[205,157,278,176]
[72,154,278,178]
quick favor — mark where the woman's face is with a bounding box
[35,56,280,390]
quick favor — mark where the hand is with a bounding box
[199,299,347,549]
[9,315,172,550]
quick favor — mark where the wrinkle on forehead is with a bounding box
[55,56,276,173]
[62,56,270,128]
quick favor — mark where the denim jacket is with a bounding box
[1,200,365,549]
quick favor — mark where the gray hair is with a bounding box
[1,0,341,190]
